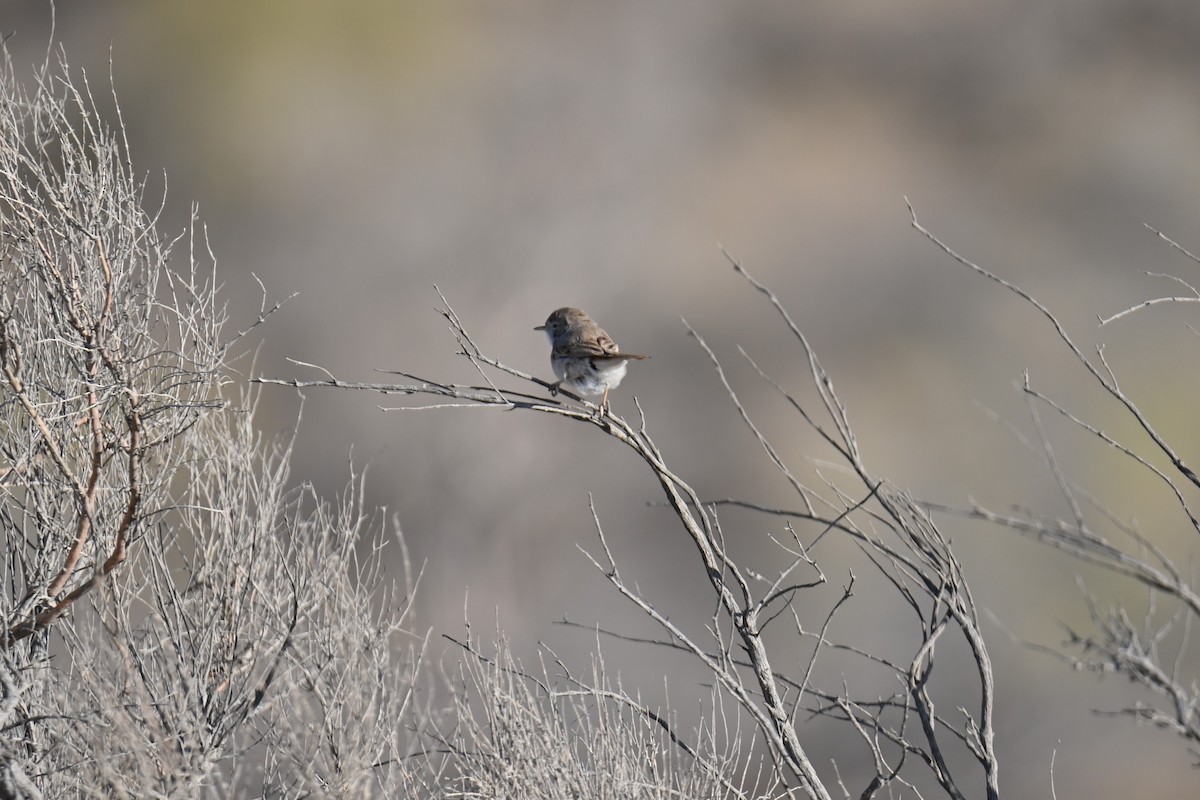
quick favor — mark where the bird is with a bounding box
[534,307,649,414]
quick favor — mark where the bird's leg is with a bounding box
[548,380,562,397]
[598,386,610,416]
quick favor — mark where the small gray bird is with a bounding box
[534,307,649,414]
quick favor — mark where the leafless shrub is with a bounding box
[424,624,776,799]
[31,399,428,798]
[270,274,1002,799]
[0,46,227,651]
[910,204,1200,763]
[0,45,428,798]
[251,473,431,798]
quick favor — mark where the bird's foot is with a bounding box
[596,388,611,417]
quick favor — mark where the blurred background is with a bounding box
[6,1,1200,795]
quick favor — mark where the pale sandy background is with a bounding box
[7,2,1200,795]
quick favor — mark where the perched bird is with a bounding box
[534,307,649,414]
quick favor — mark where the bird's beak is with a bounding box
[533,324,546,331]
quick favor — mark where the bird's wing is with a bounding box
[556,336,616,358]
[555,333,649,359]
[555,344,650,360]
